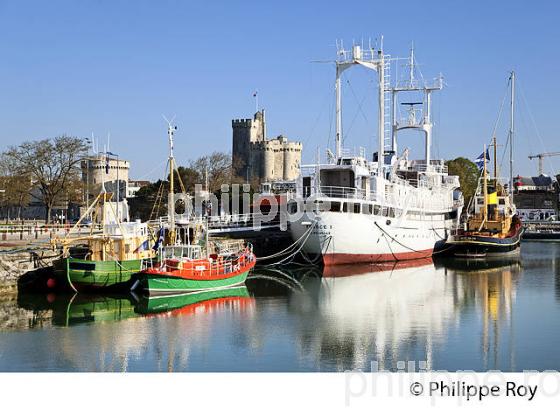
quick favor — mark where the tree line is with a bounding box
[1,136,87,223]
[0,136,241,223]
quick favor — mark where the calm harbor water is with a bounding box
[1,241,559,372]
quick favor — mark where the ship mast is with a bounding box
[483,143,488,223]
[509,71,515,199]
[493,134,498,187]
[335,63,342,159]
[167,120,177,245]
[334,39,386,170]
[389,44,443,168]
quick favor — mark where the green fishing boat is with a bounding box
[52,191,154,292]
[135,285,252,315]
[136,262,253,295]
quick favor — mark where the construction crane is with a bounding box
[528,152,560,175]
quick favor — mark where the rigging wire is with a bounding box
[518,80,554,174]
[302,87,335,152]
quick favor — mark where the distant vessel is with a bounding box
[135,122,256,295]
[446,73,523,257]
[289,42,463,265]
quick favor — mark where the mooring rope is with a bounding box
[260,221,319,267]
[257,220,318,262]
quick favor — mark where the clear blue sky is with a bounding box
[1,0,559,179]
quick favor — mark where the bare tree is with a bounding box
[0,156,31,220]
[3,136,88,223]
[190,152,233,192]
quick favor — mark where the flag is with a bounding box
[474,149,490,171]
[134,239,150,253]
[152,227,165,251]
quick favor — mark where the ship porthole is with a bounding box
[386,220,391,225]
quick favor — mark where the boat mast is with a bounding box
[509,71,515,198]
[389,45,442,169]
[493,134,498,186]
[167,121,177,244]
[335,62,342,159]
[377,47,385,173]
[483,143,488,222]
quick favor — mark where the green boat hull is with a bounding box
[54,257,144,291]
[135,286,250,314]
[136,270,250,295]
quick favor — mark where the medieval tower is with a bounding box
[232,110,302,183]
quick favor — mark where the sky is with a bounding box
[0,0,559,179]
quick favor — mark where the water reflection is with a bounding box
[245,256,523,371]
[3,243,560,371]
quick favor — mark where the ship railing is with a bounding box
[393,78,443,90]
[141,257,156,271]
[211,239,245,255]
[408,164,448,174]
[208,213,253,225]
[316,186,367,200]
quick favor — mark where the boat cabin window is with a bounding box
[342,202,348,213]
[302,176,312,198]
[354,203,360,213]
[330,201,341,212]
[362,204,373,215]
[164,245,201,260]
[382,207,388,217]
[374,205,381,215]
[287,201,298,214]
[320,169,355,189]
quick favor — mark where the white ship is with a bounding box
[289,42,463,265]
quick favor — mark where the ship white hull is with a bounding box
[289,208,454,265]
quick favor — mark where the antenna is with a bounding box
[91,132,96,154]
[162,114,176,126]
[409,41,415,85]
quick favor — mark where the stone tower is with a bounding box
[232,110,265,181]
[81,154,130,202]
[232,110,302,184]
